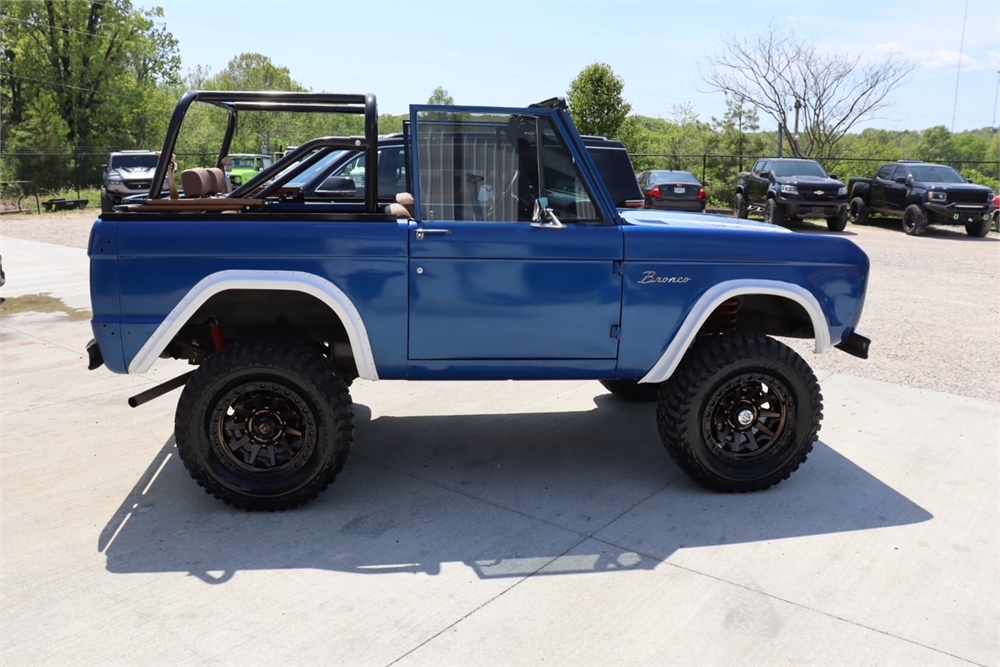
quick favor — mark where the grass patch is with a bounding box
[0,293,91,321]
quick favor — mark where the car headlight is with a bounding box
[107,178,122,185]
[780,184,798,195]
[927,191,947,202]
[837,186,847,196]
[232,175,242,185]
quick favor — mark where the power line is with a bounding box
[951,0,969,133]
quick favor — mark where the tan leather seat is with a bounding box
[385,192,415,218]
[180,168,213,198]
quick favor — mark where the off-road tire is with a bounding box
[100,188,114,213]
[175,338,354,511]
[826,207,848,232]
[764,198,784,225]
[848,197,868,225]
[733,192,748,219]
[656,331,822,492]
[600,379,659,402]
[965,217,990,237]
[902,204,928,236]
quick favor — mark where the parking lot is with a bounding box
[1,213,998,665]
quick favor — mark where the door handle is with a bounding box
[414,229,452,241]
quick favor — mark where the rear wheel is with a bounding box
[733,192,748,219]
[656,332,822,492]
[902,204,928,236]
[600,379,658,402]
[175,338,354,511]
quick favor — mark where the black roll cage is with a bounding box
[148,90,380,214]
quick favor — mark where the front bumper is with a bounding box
[776,195,848,218]
[922,201,991,225]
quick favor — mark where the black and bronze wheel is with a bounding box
[656,331,822,492]
[175,338,353,510]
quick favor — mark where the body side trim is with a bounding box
[638,279,830,384]
[127,270,379,379]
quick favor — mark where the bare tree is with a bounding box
[702,23,913,160]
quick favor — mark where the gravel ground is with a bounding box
[2,209,998,401]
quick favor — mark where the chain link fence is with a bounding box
[2,150,997,213]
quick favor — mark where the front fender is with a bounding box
[638,280,832,384]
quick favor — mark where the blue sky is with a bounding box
[142,0,1000,133]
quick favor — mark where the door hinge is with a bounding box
[610,325,621,339]
[612,260,624,276]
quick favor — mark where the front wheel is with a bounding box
[848,197,868,225]
[100,188,114,213]
[965,217,990,237]
[175,339,354,511]
[733,192,748,219]
[902,204,928,236]
[656,332,822,492]
[763,198,784,225]
[826,207,848,232]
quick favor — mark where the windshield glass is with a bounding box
[772,160,827,178]
[230,156,261,169]
[909,165,965,183]
[286,150,346,187]
[110,154,158,170]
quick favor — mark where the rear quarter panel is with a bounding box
[93,216,411,377]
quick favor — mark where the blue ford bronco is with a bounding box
[87,91,871,511]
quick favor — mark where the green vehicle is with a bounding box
[227,153,273,186]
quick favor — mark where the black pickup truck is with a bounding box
[848,161,994,237]
[734,158,849,231]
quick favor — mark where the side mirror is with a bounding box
[530,197,566,229]
[317,175,357,198]
[895,177,907,185]
[828,174,838,180]
[101,164,108,172]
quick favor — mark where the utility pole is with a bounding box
[793,97,802,157]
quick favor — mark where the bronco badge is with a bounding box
[639,271,691,284]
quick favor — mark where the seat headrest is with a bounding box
[180,168,213,198]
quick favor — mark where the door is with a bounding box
[407,110,624,361]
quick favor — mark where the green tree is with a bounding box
[567,63,630,138]
[6,91,72,193]
[0,0,180,149]
[427,86,454,105]
[183,53,366,160]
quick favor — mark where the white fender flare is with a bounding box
[127,270,379,379]
[639,279,831,384]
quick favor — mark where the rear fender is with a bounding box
[126,270,379,379]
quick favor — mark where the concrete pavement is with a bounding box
[1,236,997,665]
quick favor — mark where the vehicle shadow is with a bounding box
[98,395,932,584]
[790,217,1000,243]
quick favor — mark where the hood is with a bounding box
[618,209,792,234]
[777,175,843,187]
[109,166,156,178]
[917,181,992,194]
